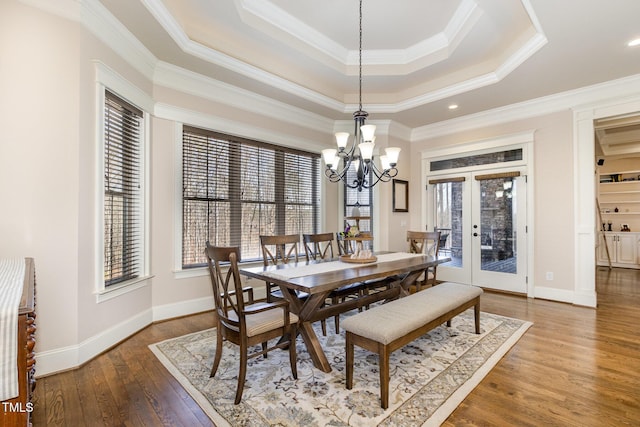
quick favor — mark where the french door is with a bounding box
[428,168,528,293]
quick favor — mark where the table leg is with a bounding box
[278,287,333,373]
[397,270,423,297]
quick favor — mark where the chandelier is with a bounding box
[321,0,401,192]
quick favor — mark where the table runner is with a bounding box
[0,258,25,401]
[259,252,425,281]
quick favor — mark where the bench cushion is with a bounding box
[341,282,482,345]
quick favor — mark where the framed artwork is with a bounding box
[392,179,408,212]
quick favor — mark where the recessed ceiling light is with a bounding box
[628,38,640,47]
[448,104,458,110]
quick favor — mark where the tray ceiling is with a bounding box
[99,0,640,128]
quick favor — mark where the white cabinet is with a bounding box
[597,232,640,268]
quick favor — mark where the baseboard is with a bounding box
[533,285,596,307]
[152,296,214,322]
[35,308,153,377]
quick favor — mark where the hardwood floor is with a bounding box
[31,268,640,426]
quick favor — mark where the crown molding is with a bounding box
[237,0,482,74]
[154,103,328,154]
[153,62,334,134]
[83,0,157,79]
[140,0,544,113]
[411,73,640,141]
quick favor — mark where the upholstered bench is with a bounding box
[342,282,483,409]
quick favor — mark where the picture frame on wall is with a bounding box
[392,179,409,212]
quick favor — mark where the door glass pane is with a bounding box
[479,177,517,273]
[434,181,463,267]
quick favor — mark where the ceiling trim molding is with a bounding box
[154,103,328,154]
[236,0,482,74]
[411,74,640,141]
[234,0,348,66]
[154,62,334,134]
[139,0,546,113]
[83,0,157,79]
[141,0,344,112]
[25,0,157,80]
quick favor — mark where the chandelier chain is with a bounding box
[322,0,401,191]
[359,0,363,111]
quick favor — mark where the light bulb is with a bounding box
[322,148,337,169]
[335,132,349,150]
[380,155,390,170]
[359,142,375,161]
[385,147,401,165]
[360,124,376,142]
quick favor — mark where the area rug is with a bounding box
[150,309,532,426]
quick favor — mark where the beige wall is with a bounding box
[3,0,627,376]
[408,112,576,294]
[0,0,82,356]
[0,1,339,375]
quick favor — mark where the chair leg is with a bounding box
[262,341,268,358]
[321,319,327,336]
[234,343,248,405]
[334,314,340,334]
[345,332,354,389]
[379,344,390,409]
[288,323,298,379]
[210,324,224,378]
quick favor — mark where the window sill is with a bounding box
[96,275,153,303]
[173,260,264,280]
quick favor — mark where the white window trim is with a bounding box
[94,61,154,301]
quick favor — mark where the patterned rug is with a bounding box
[150,309,532,426]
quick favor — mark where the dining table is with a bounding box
[239,251,451,373]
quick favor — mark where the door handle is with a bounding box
[473,232,478,237]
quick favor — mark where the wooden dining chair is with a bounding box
[261,233,328,334]
[303,232,335,260]
[259,234,301,302]
[205,243,298,404]
[336,232,354,256]
[407,231,441,290]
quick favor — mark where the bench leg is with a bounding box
[474,302,481,334]
[379,343,390,409]
[346,332,354,389]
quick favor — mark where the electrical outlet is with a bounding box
[545,272,554,281]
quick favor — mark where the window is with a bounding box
[182,126,320,267]
[344,167,373,245]
[430,149,523,171]
[103,91,145,287]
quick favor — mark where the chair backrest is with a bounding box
[302,232,335,260]
[259,234,300,266]
[336,232,354,256]
[205,243,244,330]
[438,233,449,252]
[407,231,441,257]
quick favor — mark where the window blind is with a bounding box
[104,91,143,286]
[344,166,373,249]
[182,126,320,267]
